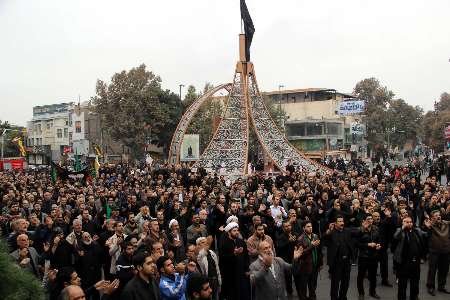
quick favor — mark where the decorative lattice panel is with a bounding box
[193,73,248,175]
[247,71,327,173]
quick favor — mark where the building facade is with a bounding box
[69,102,129,163]
[264,88,366,159]
[26,103,73,164]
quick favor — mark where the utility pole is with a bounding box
[1,129,6,163]
[278,85,284,129]
[179,84,185,101]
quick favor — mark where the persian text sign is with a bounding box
[338,100,365,115]
[350,122,365,135]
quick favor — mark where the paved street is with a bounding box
[288,254,450,300]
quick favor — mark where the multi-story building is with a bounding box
[69,101,130,163]
[26,103,73,164]
[264,88,366,159]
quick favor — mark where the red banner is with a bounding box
[0,157,26,171]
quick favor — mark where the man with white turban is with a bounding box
[218,222,250,300]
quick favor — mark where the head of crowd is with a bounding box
[1,156,449,300]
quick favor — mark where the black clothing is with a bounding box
[121,275,160,300]
[324,228,356,300]
[219,235,250,300]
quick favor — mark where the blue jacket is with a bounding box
[159,273,189,300]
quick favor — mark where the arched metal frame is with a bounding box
[168,83,232,165]
[169,62,331,176]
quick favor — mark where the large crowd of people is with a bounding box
[1,157,449,300]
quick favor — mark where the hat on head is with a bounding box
[169,219,178,229]
[224,221,239,232]
[226,215,238,225]
[196,237,207,245]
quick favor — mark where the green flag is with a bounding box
[106,204,111,219]
[74,155,82,172]
[51,163,57,183]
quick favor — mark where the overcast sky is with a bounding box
[1,0,449,126]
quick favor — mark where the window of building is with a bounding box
[287,123,306,136]
[65,120,69,126]
[57,129,62,138]
[75,121,81,133]
[35,124,42,134]
[326,123,341,135]
[306,123,323,136]
[64,128,68,138]
[46,121,53,130]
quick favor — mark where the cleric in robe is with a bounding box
[218,222,250,300]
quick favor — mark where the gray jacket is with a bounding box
[10,247,42,278]
[249,256,292,300]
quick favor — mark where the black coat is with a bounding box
[121,275,160,300]
[323,228,357,267]
[355,226,381,259]
[219,235,250,300]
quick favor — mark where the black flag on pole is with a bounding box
[240,0,255,62]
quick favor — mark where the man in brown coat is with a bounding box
[425,210,450,295]
[294,220,322,300]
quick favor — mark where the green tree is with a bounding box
[385,99,423,148]
[183,85,199,109]
[186,97,224,152]
[422,92,450,152]
[0,239,45,300]
[92,64,182,160]
[353,78,394,155]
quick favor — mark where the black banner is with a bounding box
[240,0,255,62]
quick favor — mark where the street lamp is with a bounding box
[179,84,185,101]
[278,85,284,128]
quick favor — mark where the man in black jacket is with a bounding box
[323,215,356,300]
[392,216,430,300]
[121,251,160,300]
[356,215,381,299]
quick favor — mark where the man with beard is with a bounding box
[124,212,139,236]
[75,231,103,298]
[122,252,161,300]
[116,241,137,296]
[425,210,450,295]
[219,222,250,300]
[66,219,84,247]
[187,214,208,245]
[393,216,431,300]
[196,237,221,300]
[247,223,275,263]
[295,221,322,300]
[186,273,213,300]
[99,219,116,280]
[168,219,185,262]
[323,215,356,300]
[249,240,303,300]
[275,220,298,295]
[355,215,381,299]
[106,221,128,277]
